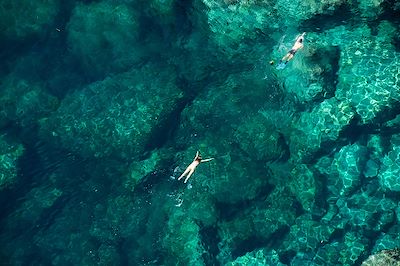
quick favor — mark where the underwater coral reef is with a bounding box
[1,0,400,265]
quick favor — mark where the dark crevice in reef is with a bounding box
[0,122,91,234]
[117,238,132,266]
[292,199,306,217]
[277,133,291,162]
[312,171,330,220]
[381,102,400,124]
[323,46,341,98]
[338,107,400,145]
[216,183,275,222]
[355,226,394,265]
[328,228,346,243]
[38,194,73,228]
[144,74,223,154]
[379,190,400,204]
[216,201,251,222]
[380,1,400,24]
[200,225,221,266]
[232,225,290,259]
[20,249,52,266]
[0,145,40,223]
[303,45,341,108]
[0,125,43,221]
[232,236,270,258]
[0,38,39,78]
[174,0,197,36]
[379,1,400,52]
[56,0,78,28]
[393,31,400,53]
[339,115,365,144]
[145,97,188,151]
[138,0,196,53]
[303,138,343,166]
[143,0,225,154]
[280,249,297,265]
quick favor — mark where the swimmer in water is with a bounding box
[178,151,214,183]
[276,32,306,69]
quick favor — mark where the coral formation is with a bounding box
[362,249,400,266]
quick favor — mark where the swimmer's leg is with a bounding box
[276,60,287,70]
[184,169,195,183]
[178,168,190,180]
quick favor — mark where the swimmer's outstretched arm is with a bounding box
[201,158,214,163]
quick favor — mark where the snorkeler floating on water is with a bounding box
[275,32,306,70]
[178,151,214,183]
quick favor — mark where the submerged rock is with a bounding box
[289,97,355,162]
[162,211,206,266]
[372,226,400,254]
[335,194,396,232]
[288,164,317,211]
[320,22,400,124]
[332,143,368,196]
[234,112,284,162]
[40,63,183,160]
[339,232,368,265]
[282,214,335,255]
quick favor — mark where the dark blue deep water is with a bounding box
[1,0,400,265]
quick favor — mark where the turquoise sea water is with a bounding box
[1,0,400,265]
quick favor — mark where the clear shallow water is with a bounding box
[1,1,400,265]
